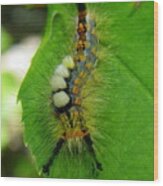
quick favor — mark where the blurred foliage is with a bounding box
[2,142,39,177]
[1,72,40,177]
[1,28,13,53]
[1,72,18,149]
[25,4,47,9]
[1,5,47,43]
[1,5,47,178]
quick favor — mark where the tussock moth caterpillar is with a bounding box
[43,3,102,175]
[18,1,154,180]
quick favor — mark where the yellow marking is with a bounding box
[72,111,79,124]
[70,110,79,118]
[85,41,90,48]
[74,53,86,62]
[72,86,80,94]
[79,54,86,61]
[74,97,81,105]
[74,78,81,85]
[79,23,85,31]
[78,23,86,33]
[77,42,85,50]
[59,113,69,127]
[74,50,86,62]
[73,110,79,117]
[85,63,93,70]
[79,71,87,78]
[78,40,84,45]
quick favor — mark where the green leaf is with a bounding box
[1,27,13,53]
[18,2,154,180]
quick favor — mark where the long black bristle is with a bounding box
[83,133,103,171]
[42,138,65,175]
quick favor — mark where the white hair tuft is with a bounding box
[53,91,70,108]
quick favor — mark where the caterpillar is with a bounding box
[17,1,154,180]
[42,3,102,175]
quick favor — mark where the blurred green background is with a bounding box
[1,5,47,177]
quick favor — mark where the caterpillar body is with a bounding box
[42,3,102,175]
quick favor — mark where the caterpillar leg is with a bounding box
[83,131,103,172]
[42,137,65,175]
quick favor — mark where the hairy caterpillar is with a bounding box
[17,1,155,180]
[42,3,102,175]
